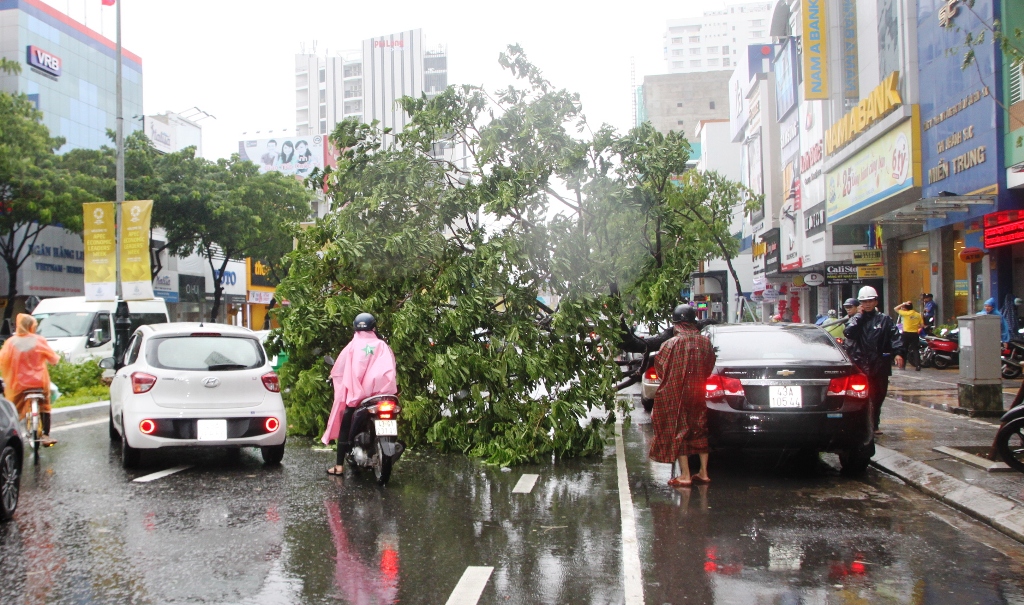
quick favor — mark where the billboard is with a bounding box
[774,39,798,121]
[144,117,176,154]
[238,136,325,177]
[801,0,829,99]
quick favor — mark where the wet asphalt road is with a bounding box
[3,407,1024,605]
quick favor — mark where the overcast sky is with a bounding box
[42,0,712,160]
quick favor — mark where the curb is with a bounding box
[51,400,109,428]
[871,445,1024,544]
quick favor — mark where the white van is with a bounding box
[32,297,170,363]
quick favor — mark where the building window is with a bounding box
[319,68,326,83]
[752,30,764,37]
[296,72,308,88]
[710,101,716,109]
[319,89,326,103]
[708,58,720,66]
[677,120,685,126]
[690,48,701,55]
[723,58,730,66]
[707,46,718,54]
[673,49,685,56]
[722,45,729,54]
[320,104,327,119]
[673,61,687,68]
[344,64,361,78]
[751,19,764,26]
[1011,62,1024,105]
[671,37,683,44]
[320,119,327,134]
[689,36,700,43]
[690,60,702,67]
[677,102,683,107]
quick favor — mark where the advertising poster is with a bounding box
[120,200,154,301]
[774,39,798,120]
[826,118,920,224]
[238,136,325,177]
[748,132,765,225]
[801,0,829,99]
[83,202,116,301]
[878,0,902,82]
[144,117,175,154]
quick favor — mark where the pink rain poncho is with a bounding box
[321,330,398,445]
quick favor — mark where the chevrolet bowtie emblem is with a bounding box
[777,370,796,377]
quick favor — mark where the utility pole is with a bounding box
[113,0,130,368]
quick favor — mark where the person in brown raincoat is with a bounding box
[649,304,717,487]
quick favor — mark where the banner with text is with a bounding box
[120,200,154,300]
[83,202,116,301]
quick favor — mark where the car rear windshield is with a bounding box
[708,328,846,362]
[146,336,265,371]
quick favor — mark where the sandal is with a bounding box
[326,465,345,476]
[692,475,711,484]
[668,476,692,487]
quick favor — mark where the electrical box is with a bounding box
[958,314,1001,383]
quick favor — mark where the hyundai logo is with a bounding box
[202,377,221,388]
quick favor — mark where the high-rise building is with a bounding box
[663,1,772,74]
[294,29,447,137]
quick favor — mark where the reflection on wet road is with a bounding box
[1,409,1023,604]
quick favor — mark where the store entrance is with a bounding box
[900,235,930,305]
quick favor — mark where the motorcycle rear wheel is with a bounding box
[933,355,952,370]
[1002,362,1022,379]
[373,439,393,486]
[996,417,1024,474]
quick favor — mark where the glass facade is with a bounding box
[0,0,143,152]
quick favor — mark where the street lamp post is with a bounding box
[112,0,130,368]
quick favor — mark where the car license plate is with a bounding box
[374,420,398,437]
[769,386,802,408]
[196,419,227,441]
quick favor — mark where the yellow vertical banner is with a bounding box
[802,0,830,99]
[83,202,116,301]
[120,200,154,300]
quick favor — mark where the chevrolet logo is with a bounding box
[776,370,797,377]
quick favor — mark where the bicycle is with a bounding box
[21,389,46,465]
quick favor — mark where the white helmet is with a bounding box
[858,285,879,300]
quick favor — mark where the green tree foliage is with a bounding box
[0,62,91,319]
[273,47,750,465]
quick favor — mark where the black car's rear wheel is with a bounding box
[996,417,1024,473]
[0,445,20,521]
[839,442,875,476]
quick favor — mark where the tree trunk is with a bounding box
[207,251,231,323]
[3,258,18,322]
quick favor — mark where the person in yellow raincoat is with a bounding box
[0,314,61,445]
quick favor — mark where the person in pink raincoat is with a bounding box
[323,313,397,475]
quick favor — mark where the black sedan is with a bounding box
[703,323,874,474]
[0,394,23,520]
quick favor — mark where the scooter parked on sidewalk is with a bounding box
[324,355,405,485]
[922,328,959,370]
[1000,329,1024,379]
[995,397,1024,473]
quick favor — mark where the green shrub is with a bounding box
[49,358,104,393]
[53,385,109,408]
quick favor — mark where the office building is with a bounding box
[664,1,772,74]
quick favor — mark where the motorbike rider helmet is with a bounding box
[857,286,878,300]
[353,313,376,332]
[843,298,860,308]
[672,304,697,325]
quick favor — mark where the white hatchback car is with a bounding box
[108,323,286,468]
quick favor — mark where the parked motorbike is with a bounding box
[1001,329,1024,379]
[995,397,1024,473]
[923,328,959,370]
[324,356,405,486]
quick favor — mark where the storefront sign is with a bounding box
[983,210,1024,248]
[247,258,277,290]
[26,45,61,78]
[763,229,781,275]
[120,200,154,301]
[955,279,969,296]
[857,265,885,278]
[918,0,1000,203]
[153,270,179,303]
[804,201,826,236]
[825,263,859,283]
[841,0,859,100]
[824,71,902,155]
[958,247,984,262]
[179,274,205,303]
[804,272,826,286]
[248,290,275,305]
[83,202,116,301]
[801,0,829,99]
[780,201,802,271]
[826,118,919,224]
[853,249,882,264]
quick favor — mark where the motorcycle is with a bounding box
[923,328,959,370]
[324,356,405,486]
[995,397,1024,473]
[1001,329,1024,379]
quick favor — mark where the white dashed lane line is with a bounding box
[511,473,539,494]
[444,566,494,605]
[133,465,192,483]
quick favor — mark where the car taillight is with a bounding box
[828,374,869,398]
[705,374,743,399]
[131,372,157,394]
[139,419,157,434]
[644,366,659,381]
[265,417,280,432]
[261,372,281,393]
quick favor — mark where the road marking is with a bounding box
[511,473,539,494]
[133,465,192,483]
[615,421,645,605]
[444,566,493,605]
[50,418,107,432]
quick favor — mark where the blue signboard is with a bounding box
[917,0,1002,229]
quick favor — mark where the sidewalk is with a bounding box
[873,367,1024,542]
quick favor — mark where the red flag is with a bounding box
[101,0,115,5]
